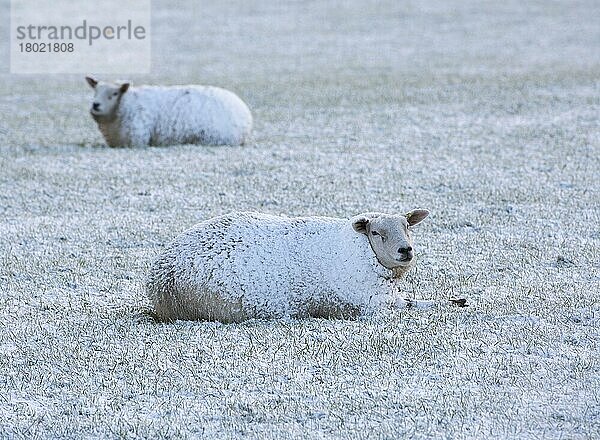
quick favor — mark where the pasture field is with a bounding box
[0,1,599,438]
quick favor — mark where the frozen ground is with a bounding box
[0,0,599,438]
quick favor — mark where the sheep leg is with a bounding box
[396,297,468,310]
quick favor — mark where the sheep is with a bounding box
[147,210,465,323]
[85,76,252,147]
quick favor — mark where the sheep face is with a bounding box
[86,76,130,121]
[352,209,429,270]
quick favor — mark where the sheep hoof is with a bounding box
[449,298,468,307]
[403,298,416,309]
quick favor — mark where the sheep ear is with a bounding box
[119,82,130,94]
[85,76,98,88]
[352,213,382,234]
[351,215,370,235]
[405,209,429,226]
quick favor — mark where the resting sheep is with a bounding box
[147,210,462,323]
[85,76,252,147]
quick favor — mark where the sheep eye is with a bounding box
[371,231,379,236]
[113,92,118,96]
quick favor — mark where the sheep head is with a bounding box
[86,76,130,122]
[352,209,429,271]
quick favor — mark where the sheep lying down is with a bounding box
[147,211,465,323]
[86,76,252,147]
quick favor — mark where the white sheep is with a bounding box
[85,76,252,147]
[147,210,465,322]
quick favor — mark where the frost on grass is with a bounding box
[1,0,600,438]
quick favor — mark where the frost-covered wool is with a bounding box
[147,211,430,322]
[86,77,252,147]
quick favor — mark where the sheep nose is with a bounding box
[92,102,100,110]
[398,246,413,260]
